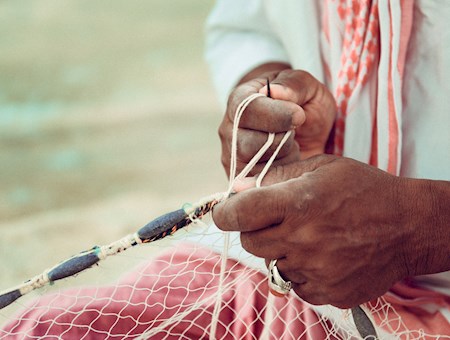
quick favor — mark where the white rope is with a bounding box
[209,232,230,340]
[260,292,276,340]
[227,92,266,194]
[97,233,142,260]
[19,270,51,295]
[256,130,292,188]
[136,269,257,339]
[211,93,294,339]
[233,132,275,184]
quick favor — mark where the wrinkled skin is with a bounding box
[216,64,450,308]
[213,155,450,308]
[219,66,336,177]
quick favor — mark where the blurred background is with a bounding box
[0,0,226,293]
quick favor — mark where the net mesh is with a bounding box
[0,218,448,339]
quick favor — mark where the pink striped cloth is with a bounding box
[1,246,333,339]
[370,282,450,336]
[2,245,448,338]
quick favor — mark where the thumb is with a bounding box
[260,154,337,186]
[259,70,320,106]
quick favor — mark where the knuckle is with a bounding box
[226,85,251,119]
[310,259,329,276]
[236,134,261,163]
[309,153,336,167]
[297,70,313,80]
[221,154,230,173]
[294,181,315,209]
[293,70,315,86]
[307,153,326,166]
[217,122,226,140]
[274,165,287,182]
[226,90,239,113]
[267,164,299,185]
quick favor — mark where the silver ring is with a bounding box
[268,259,292,297]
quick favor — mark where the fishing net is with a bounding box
[1,94,448,339]
[1,221,447,339]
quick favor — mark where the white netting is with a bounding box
[1,94,449,339]
[1,225,448,339]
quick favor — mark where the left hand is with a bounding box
[261,70,336,160]
[213,155,421,308]
[218,68,336,178]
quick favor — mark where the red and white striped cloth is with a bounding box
[323,0,413,175]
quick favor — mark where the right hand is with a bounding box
[219,67,336,177]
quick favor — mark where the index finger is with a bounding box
[228,82,305,133]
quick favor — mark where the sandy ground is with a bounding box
[0,0,227,323]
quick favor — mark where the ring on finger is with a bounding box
[268,259,292,297]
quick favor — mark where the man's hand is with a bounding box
[219,64,336,177]
[213,155,450,308]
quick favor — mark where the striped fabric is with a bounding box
[323,0,413,175]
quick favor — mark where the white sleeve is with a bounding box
[205,0,290,107]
